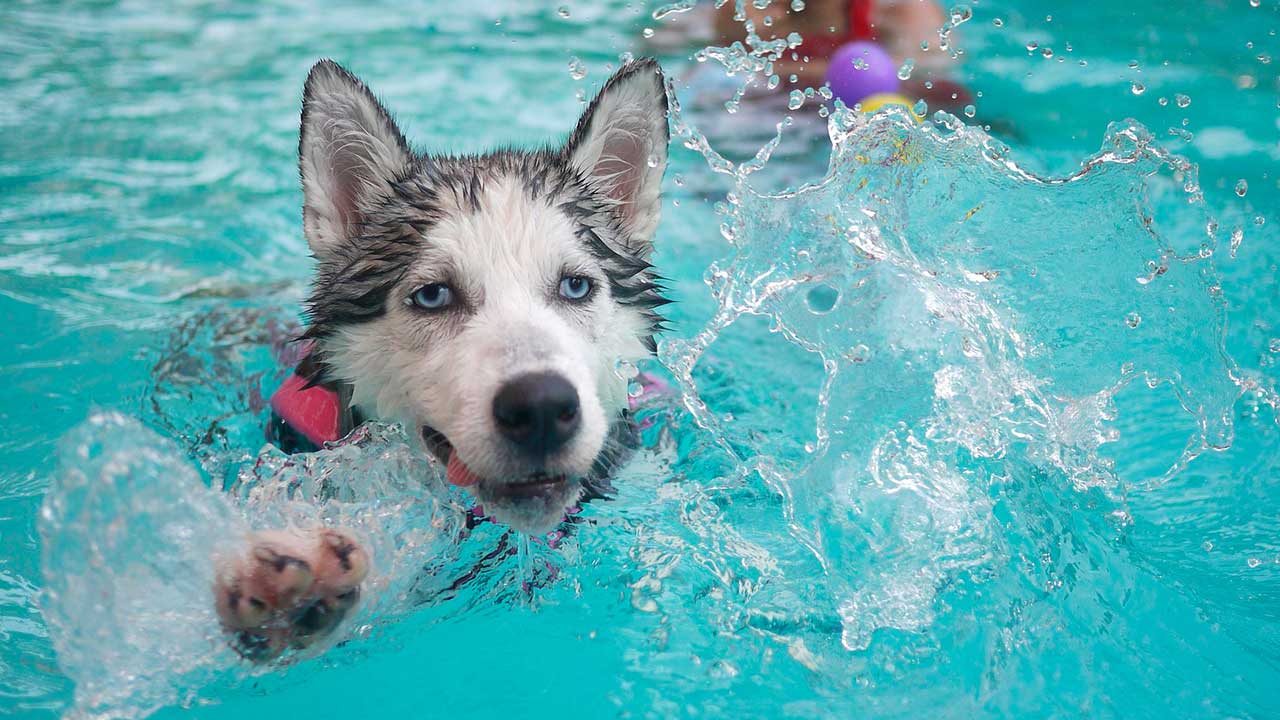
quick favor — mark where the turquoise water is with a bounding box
[3,0,1280,717]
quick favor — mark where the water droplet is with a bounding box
[1026,41,1039,52]
[921,40,930,51]
[642,27,654,38]
[1202,540,1214,552]
[791,0,806,10]
[1157,96,1168,106]
[1041,47,1054,59]
[949,5,972,24]
[1255,215,1266,227]
[568,57,587,80]
[672,174,684,186]
[1175,93,1191,108]
[1230,226,1244,257]
[646,154,659,168]
[557,5,570,18]
[852,57,869,70]
[1235,179,1248,197]
[963,104,976,118]
[1248,558,1262,568]
[787,89,805,110]
[1269,338,1280,353]
[992,17,1004,27]
[1130,81,1145,95]
[767,74,780,89]
[913,99,928,116]
[805,284,840,314]
[1125,312,1142,329]
[847,344,871,363]
[1250,0,1261,6]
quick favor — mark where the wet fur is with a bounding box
[294,58,669,533]
[215,58,671,661]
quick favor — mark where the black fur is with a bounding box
[298,59,671,380]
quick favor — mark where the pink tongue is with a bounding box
[446,450,481,487]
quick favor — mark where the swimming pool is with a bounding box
[3,0,1279,717]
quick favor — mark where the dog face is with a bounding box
[296,60,669,533]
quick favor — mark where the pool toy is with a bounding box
[824,41,899,107]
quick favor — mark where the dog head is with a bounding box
[296,59,669,533]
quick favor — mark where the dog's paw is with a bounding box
[213,528,368,662]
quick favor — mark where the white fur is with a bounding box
[301,60,667,533]
[323,177,651,528]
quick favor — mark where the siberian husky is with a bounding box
[214,58,670,660]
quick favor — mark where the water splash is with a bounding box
[659,87,1255,662]
[40,414,467,718]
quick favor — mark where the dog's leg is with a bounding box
[213,528,368,662]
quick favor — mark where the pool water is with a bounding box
[3,0,1280,717]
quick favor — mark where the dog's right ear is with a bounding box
[299,60,411,260]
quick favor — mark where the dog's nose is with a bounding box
[492,372,581,457]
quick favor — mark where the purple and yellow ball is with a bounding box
[824,41,900,107]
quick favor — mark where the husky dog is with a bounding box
[214,58,669,660]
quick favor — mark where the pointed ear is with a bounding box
[299,60,412,259]
[565,58,669,256]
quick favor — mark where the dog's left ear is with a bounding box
[565,59,669,257]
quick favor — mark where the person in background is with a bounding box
[652,0,971,113]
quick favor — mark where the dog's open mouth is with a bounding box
[421,426,570,498]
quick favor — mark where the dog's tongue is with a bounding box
[446,450,481,487]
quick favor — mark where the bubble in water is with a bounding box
[963,104,976,118]
[1125,312,1142,329]
[1269,339,1280,353]
[1175,93,1191,108]
[568,56,587,80]
[788,89,805,110]
[1235,179,1248,197]
[557,5,570,18]
[1130,81,1146,95]
[806,284,840,314]
[1230,226,1244,257]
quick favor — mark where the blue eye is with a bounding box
[408,283,453,310]
[559,276,592,301]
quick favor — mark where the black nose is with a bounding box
[492,372,581,457]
